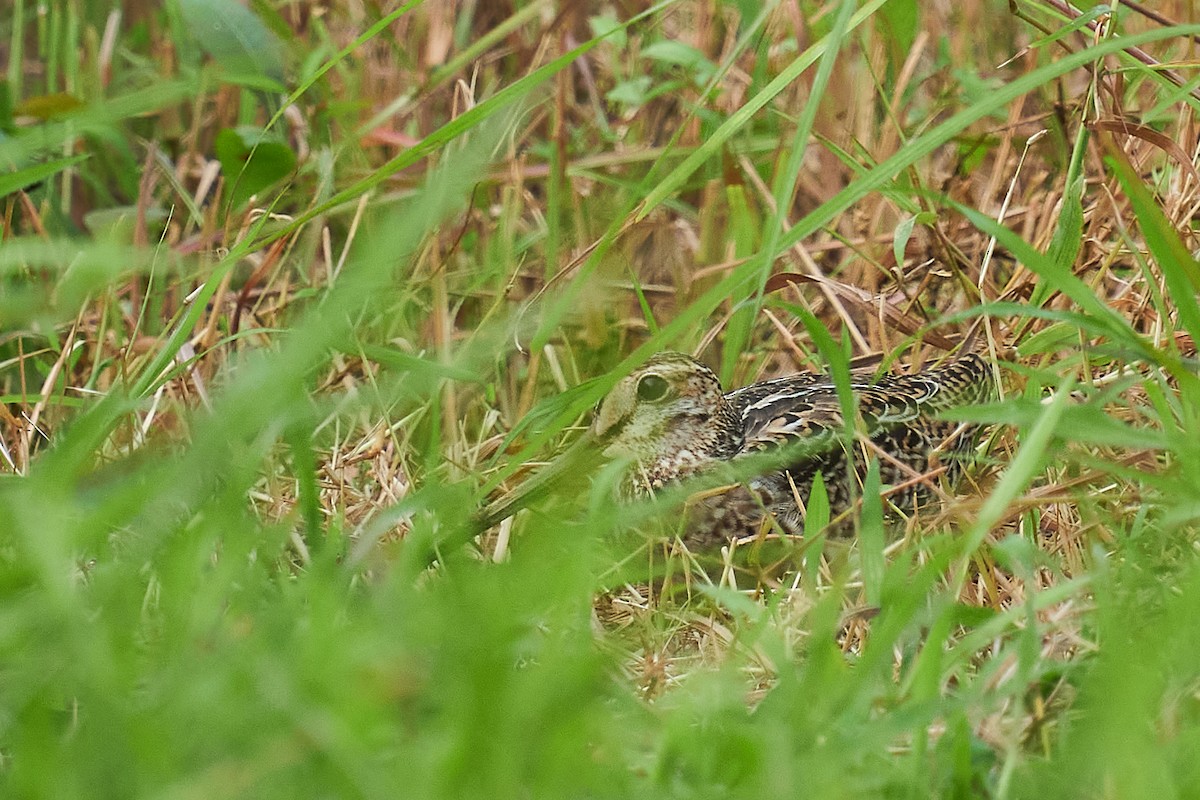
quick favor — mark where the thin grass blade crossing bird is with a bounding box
[480,351,995,546]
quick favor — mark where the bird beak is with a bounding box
[475,432,595,530]
[591,379,637,447]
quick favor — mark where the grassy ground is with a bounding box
[2,0,1200,797]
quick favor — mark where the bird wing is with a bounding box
[727,364,984,458]
[733,381,884,457]
[714,357,993,510]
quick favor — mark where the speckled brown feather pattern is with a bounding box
[593,352,994,546]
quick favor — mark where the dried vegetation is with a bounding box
[2,0,1200,796]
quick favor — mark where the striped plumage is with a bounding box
[591,352,994,547]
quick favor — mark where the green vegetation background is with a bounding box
[1,1,1199,797]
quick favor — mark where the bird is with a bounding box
[479,351,995,547]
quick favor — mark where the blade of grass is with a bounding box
[772,26,1200,252]
[0,153,88,196]
[256,0,676,250]
[637,0,891,219]
[722,0,858,384]
[1104,141,1200,341]
[1032,124,1088,310]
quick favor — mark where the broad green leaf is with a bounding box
[642,40,717,84]
[179,0,285,81]
[878,0,919,59]
[214,127,298,209]
[588,12,627,49]
[605,76,652,107]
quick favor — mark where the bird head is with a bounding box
[476,352,739,530]
[591,352,738,465]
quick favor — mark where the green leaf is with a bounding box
[1016,320,1081,356]
[642,40,717,84]
[0,81,194,166]
[1039,174,1084,291]
[13,92,85,120]
[0,82,12,132]
[961,375,1075,558]
[893,211,936,268]
[179,0,285,81]
[83,205,170,243]
[878,0,919,59]
[0,153,89,198]
[954,399,1170,451]
[1024,4,1111,54]
[588,13,627,49]
[697,584,766,619]
[605,76,653,107]
[953,203,1139,346]
[214,127,297,209]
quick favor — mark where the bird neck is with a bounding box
[626,396,743,492]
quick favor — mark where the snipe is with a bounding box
[481,351,995,546]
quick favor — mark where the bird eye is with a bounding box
[636,374,670,402]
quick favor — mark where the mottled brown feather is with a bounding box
[592,352,994,545]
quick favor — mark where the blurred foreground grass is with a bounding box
[2,1,1200,797]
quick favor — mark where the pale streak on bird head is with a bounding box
[592,352,728,462]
